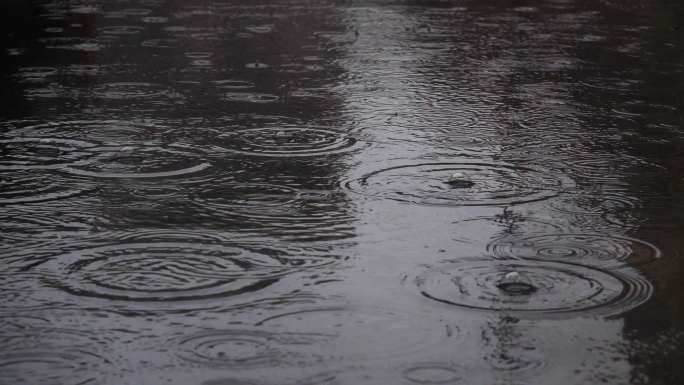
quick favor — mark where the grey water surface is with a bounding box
[1,0,683,384]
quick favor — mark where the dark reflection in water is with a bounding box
[1,0,683,384]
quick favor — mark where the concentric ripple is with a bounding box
[92,82,177,99]
[2,120,165,144]
[488,234,661,266]
[402,363,464,384]
[37,243,290,302]
[342,162,571,206]
[221,93,279,103]
[212,80,254,89]
[414,259,652,317]
[101,26,145,34]
[215,127,361,157]
[0,328,107,384]
[254,306,447,361]
[191,183,299,218]
[61,145,211,179]
[0,137,98,170]
[177,330,326,369]
[1,171,90,204]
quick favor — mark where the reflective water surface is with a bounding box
[1,0,683,384]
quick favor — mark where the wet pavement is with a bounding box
[1,0,683,384]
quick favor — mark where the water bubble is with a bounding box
[446,172,474,188]
[496,271,537,294]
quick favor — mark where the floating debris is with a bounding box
[496,271,537,294]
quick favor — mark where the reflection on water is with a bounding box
[1,0,683,384]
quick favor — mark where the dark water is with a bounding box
[1,0,683,383]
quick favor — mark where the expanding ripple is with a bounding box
[186,181,355,243]
[212,80,255,89]
[0,328,108,384]
[61,145,211,179]
[177,330,329,369]
[451,216,565,244]
[2,120,165,144]
[548,190,642,217]
[191,183,299,218]
[0,137,98,170]
[141,39,179,48]
[215,127,362,157]
[484,350,547,374]
[342,162,572,206]
[401,363,465,384]
[414,259,652,317]
[38,37,109,51]
[36,243,291,302]
[92,82,178,100]
[1,171,90,204]
[100,26,145,34]
[222,93,279,103]
[488,234,661,266]
[254,306,448,362]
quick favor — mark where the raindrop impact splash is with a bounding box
[342,162,573,206]
[414,259,652,317]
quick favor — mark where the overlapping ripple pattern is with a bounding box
[1,0,682,384]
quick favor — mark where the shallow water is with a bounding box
[1,0,683,384]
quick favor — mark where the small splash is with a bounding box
[245,62,269,69]
[414,259,652,317]
[342,162,572,207]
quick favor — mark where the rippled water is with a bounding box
[1,0,683,384]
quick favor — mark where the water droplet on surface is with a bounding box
[446,172,474,188]
[497,271,537,294]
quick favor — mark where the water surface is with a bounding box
[1,0,683,384]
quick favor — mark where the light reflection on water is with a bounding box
[1,0,683,384]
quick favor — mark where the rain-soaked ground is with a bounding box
[1,0,683,384]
